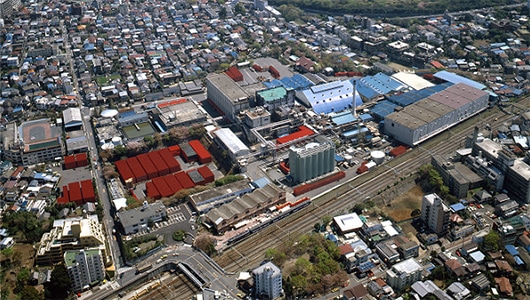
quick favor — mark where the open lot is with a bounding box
[381,185,424,222]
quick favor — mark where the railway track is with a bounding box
[139,273,199,300]
[215,99,530,272]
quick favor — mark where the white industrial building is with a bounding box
[252,261,282,300]
[288,137,335,183]
[62,108,83,131]
[206,73,250,121]
[386,258,423,291]
[384,83,489,146]
[333,212,364,234]
[213,128,250,162]
[390,72,435,91]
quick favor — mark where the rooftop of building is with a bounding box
[390,258,422,274]
[118,201,166,228]
[206,73,249,103]
[64,248,100,267]
[257,86,287,102]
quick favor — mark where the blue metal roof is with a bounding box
[505,245,519,256]
[252,177,271,189]
[359,114,373,122]
[331,111,357,125]
[354,73,404,100]
[450,203,465,212]
[357,261,375,272]
[434,70,486,90]
[299,80,362,114]
[342,127,369,138]
[515,255,524,265]
[335,154,345,162]
[264,74,314,90]
[371,100,399,119]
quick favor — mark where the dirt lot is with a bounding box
[380,185,424,222]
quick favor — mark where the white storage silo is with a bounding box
[371,150,385,165]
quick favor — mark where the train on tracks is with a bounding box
[226,197,311,245]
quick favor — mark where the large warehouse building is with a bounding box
[296,80,362,114]
[206,73,251,121]
[384,83,489,146]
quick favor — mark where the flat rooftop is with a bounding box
[122,122,156,140]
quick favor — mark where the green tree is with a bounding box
[2,211,43,243]
[483,230,502,251]
[44,264,71,300]
[234,3,246,14]
[19,286,43,300]
[321,215,332,227]
[14,267,30,293]
[113,145,128,159]
[172,230,186,241]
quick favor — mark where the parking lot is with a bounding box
[52,162,94,187]
[125,204,196,244]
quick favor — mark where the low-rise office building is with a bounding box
[386,258,423,291]
[117,201,167,235]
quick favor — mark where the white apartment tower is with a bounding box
[64,249,105,292]
[421,193,450,235]
[252,262,282,300]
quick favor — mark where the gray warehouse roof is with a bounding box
[206,73,249,104]
[118,201,166,228]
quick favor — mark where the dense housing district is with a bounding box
[3,0,530,299]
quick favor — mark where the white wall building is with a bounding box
[253,261,282,300]
[213,128,250,162]
[386,258,423,291]
[421,193,450,235]
[384,83,489,146]
[64,249,105,292]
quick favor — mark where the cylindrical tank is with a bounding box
[112,136,123,146]
[371,150,385,165]
[343,154,353,164]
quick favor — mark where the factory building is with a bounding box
[205,183,285,233]
[212,128,250,162]
[296,80,362,115]
[288,137,335,183]
[256,86,295,112]
[384,83,489,146]
[152,98,206,131]
[206,73,251,121]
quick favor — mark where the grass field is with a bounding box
[381,185,424,222]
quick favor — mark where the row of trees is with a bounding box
[2,211,45,243]
[417,164,457,203]
[264,233,348,297]
[99,124,206,163]
[269,0,514,17]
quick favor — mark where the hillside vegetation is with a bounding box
[270,0,517,17]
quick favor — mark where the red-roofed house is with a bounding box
[495,277,513,296]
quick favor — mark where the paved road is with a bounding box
[63,26,122,274]
[80,245,238,300]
